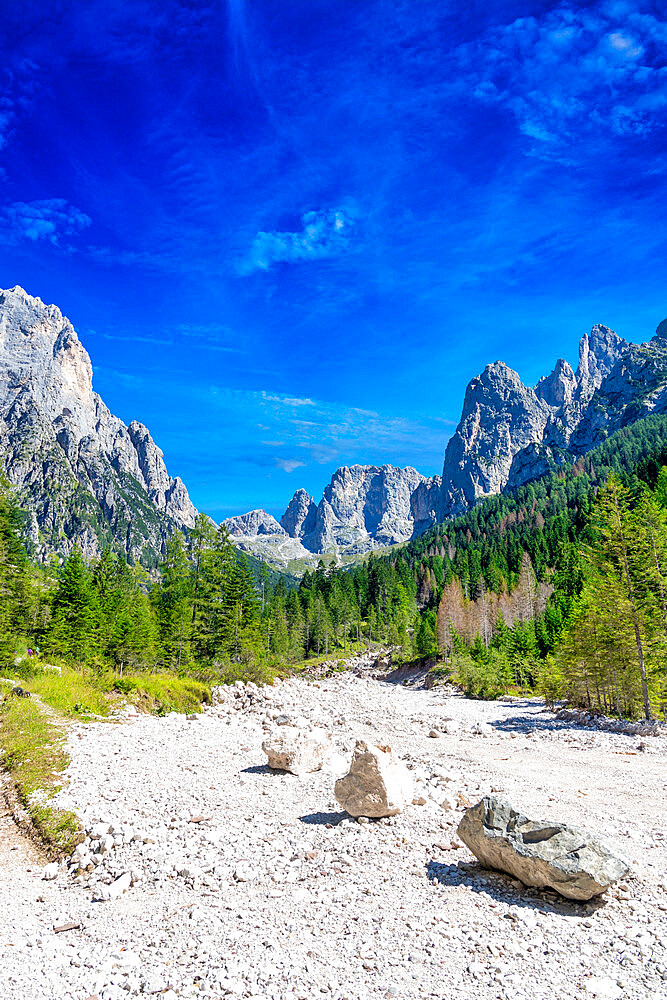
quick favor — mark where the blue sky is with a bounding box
[0,1,665,518]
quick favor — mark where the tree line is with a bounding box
[0,415,666,718]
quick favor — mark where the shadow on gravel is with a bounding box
[425,860,607,917]
[299,811,347,826]
[241,764,276,775]
[489,709,609,736]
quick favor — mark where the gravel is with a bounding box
[1,671,666,999]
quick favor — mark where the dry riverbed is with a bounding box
[0,672,666,1000]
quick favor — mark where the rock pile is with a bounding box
[556,708,665,738]
[6,670,662,1000]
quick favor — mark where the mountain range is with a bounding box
[224,319,667,567]
[0,285,665,570]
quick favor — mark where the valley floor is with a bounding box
[0,672,665,1000]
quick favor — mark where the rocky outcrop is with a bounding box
[0,286,197,563]
[441,363,552,515]
[410,475,444,534]
[440,322,634,514]
[223,507,314,565]
[280,489,317,538]
[306,464,425,553]
[226,316,666,569]
[457,796,629,901]
[334,740,413,818]
[224,463,432,566]
[224,509,285,537]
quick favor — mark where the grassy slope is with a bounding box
[0,696,83,856]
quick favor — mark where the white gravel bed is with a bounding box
[0,673,666,1000]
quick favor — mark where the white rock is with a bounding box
[107,873,131,898]
[441,720,461,735]
[584,977,623,998]
[262,726,333,775]
[334,741,413,818]
[234,861,256,882]
[471,722,493,737]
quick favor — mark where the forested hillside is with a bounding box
[2,416,667,720]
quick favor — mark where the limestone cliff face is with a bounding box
[441,362,552,515]
[304,464,426,553]
[224,510,285,537]
[0,286,197,563]
[223,464,433,565]
[280,489,317,539]
[442,323,631,512]
[228,316,666,569]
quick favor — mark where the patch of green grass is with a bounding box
[0,696,83,856]
[26,666,111,719]
[0,664,213,718]
[111,673,211,715]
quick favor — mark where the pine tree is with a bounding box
[49,549,99,663]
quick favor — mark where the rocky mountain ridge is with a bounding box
[0,286,197,564]
[3,284,665,574]
[224,464,426,566]
[226,319,667,567]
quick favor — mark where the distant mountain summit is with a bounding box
[3,284,665,575]
[224,464,426,566]
[225,317,667,568]
[440,322,630,515]
[0,286,196,564]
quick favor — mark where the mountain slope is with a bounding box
[223,464,427,567]
[226,319,665,567]
[441,323,630,515]
[0,286,197,565]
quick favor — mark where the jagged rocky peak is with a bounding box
[0,285,95,422]
[280,488,317,539]
[224,462,436,565]
[441,361,550,515]
[309,463,426,553]
[440,319,665,511]
[0,285,197,562]
[576,323,628,398]
[654,318,667,341]
[535,358,577,407]
[225,509,286,537]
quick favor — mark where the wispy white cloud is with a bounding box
[260,392,315,407]
[1,199,91,246]
[451,4,667,154]
[275,457,305,473]
[239,207,356,274]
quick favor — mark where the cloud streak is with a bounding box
[239,207,356,274]
[1,199,91,246]
[451,3,667,154]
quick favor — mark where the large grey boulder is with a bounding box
[262,726,332,775]
[334,740,413,818]
[457,796,629,901]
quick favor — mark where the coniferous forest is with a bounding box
[3,415,667,720]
